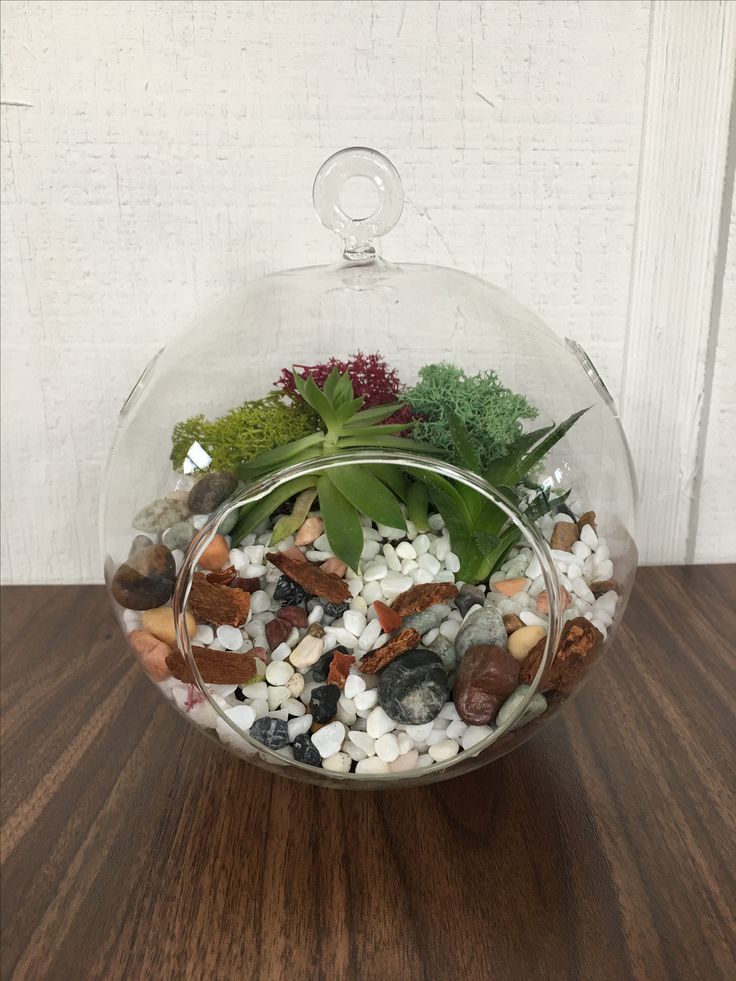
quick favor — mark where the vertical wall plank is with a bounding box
[620,0,736,564]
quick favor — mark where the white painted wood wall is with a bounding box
[1,0,734,583]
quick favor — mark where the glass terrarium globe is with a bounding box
[101,147,637,787]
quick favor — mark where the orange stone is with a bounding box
[536,588,570,615]
[321,557,348,578]
[128,629,172,682]
[494,577,529,597]
[198,534,230,571]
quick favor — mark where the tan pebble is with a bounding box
[503,613,525,634]
[128,628,172,682]
[165,489,190,503]
[198,534,230,571]
[536,588,570,615]
[550,521,579,551]
[321,557,348,577]
[494,577,529,597]
[507,625,547,662]
[141,607,196,647]
[389,750,420,772]
[294,516,324,546]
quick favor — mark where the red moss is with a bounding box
[276,352,415,426]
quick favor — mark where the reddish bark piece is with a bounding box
[327,650,356,688]
[276,605,309,628]
[282,546,308,563]
[266,551,351,604]
[265,617,292,651]
[589,579,621,597]
[577,511,597,533]
[390,582,459,619]
[374,600,403,633]
[550,521,579,552]
[230,576,261,593]
[519,616,604,692]
[166,646,258,685]
[453,644,520,725]
[187,573,251,626]
[206,565,237,585]
[359,628,421,675]
[502,613,525,635]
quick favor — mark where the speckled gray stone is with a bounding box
[132,498,190,534]
[495,684,548,729]
[403,606,444,635]
[162,519,195,551]
[454,605,507,663]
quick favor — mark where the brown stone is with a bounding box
[390,582,459,619]
[266,551,351,604]
[577,511,597,533]
[110,544,176,611]
[502,613,524,634]
[453,645,520,725]
[187,572,251,626]
[265,616,293,651]
[519,616,604,692]
[359,628,421,675]
[590,579,621,597]
[549,521,579,552]
[276,605,309,628]
[128,629,172,682]
[166,646,258,685]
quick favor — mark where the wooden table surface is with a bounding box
[1,566,735,981]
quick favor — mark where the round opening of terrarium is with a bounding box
[172,451,564,782]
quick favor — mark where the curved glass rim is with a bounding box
[173,450,564,783]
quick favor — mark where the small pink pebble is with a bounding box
[282,546,308,563]
[494,577,530,597]
[321,557,347,577]
[536,588,571,615]
[294,516,324,546]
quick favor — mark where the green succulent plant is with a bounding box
[230,367,439,571]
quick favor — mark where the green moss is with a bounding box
[407,363,538,471]
[171,393,317,473]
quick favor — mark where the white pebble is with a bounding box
[417,552,441,576]
[354,688,379,712]
[344,673,366,699]
[223,704,256,731]
[425,729,449,746]
[360,540,381,563]
[395,541,416,560]
[243,563,267,577]
[192,514,209,530]
[193,624,214,645]
[348,730,376,755]
[171,549,185,573]
[375,733,400,763]
[413,534,430,554]
[343,610,367,636]
[357,618,383,651]
[241,681,268,700]
[422,628,439,645]
[363,560,387,581]
[434,538,451,562]
[216,625,243,651]
[265,660,294,685]
[590,618,608,638]
[461,725,493,750]
[229,548,246,569]
[446,719,468,741]
[336,697,357,726]
[249,697,269,719]
[383,543,402,571]
[428,513,445,531]
[267,685,290,710]
[519,610,548,628]
[566,563,583,581]
[595,543,610,563]
[249,590,271,614]
[361,581,383,604]
[270,642,292,662]
[595,558,614,580]
[580,524,598,548]
[343,741,367,762]
[438,702,461,720]
[396,732,414,755]
[355,757,390,774]
[389,750,420,772]
[287,714,312,740]
[405,721,434,741]
[350,596,368,614]
[311,721,346,759]
[323,752,352,773]
[525,556,542,581]
[282,697,306,716]
[416,753,434,768]
[413,569,434,585]
[376,523,404,540]
[366,706,396,738]
[571,540,591,561]
[307,605,324,625]
[208,640,226,652]
[381,573,414,598]
[595,591,618,616]
[401,559,419,576]
[348,577,364,597]
[429,739,460,762]
[572,578,595,604]
[528,576,546,598]
[362,526,382,541]
[439,620,460,641]
[444,552,460,573]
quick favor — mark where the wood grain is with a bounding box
[2,568,735,980]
